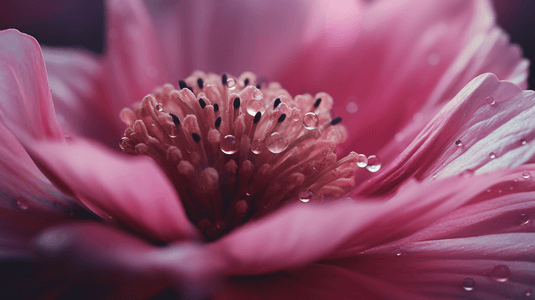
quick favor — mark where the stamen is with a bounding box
[179,80,187,90]
[330,117,342,126]
[314,98,322,108]
[274,98,281,108]
[170,113,180,126]
[192,132,201,143]
[199,98,207,109]
[214,103,219,112]
[215,116,222,128]
[222,73,228,85]
[244,78,250,86]
[197,78,204,89]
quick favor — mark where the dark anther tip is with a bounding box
[222,74,228,85]
[273,98,281,108]
[197,78,204,89]
[178,80,187,90]
[330,117,342,126]
[314,98,322,108]
[187,86,193,93]
[233,97,241,109]
[213,103,219,112]
[191,132,201,143]
[254,112,262,124]
[199,98,206,109]
[215,116,222,128]
[244,78,250,86]
[256,83,261,89]
[278,114,286,123]
[169,113,180,126]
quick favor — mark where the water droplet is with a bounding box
[155,103,164,112]
[250,139,264,154]
[302,112,319,130]
[521,139,527,145]
[16,198,29,210]
[524,288,533,298]
[485,96,496,106]
[490,265,510,282]
[518,213,531,226]
[119,137,129,150]
[346,102,358,114]
[299,190,313,203]
[461,169,474,178]
[246,99,264,116]
[265,132,288,154]
[489,152,496,159]
[522,170,531,180]
[168,126,178,138]
[462,278,475,291]
[396,252,402,256]
[356,154,368,168]
[366,155,381,172]
[455,139,463,147]
[220,135,238,155]
[227,78,236,90]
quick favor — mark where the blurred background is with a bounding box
[0,0,534,87]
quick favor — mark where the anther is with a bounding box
[170,113,180,126]
[199,98,207,109]
[187,86,193,92]
[192,132,201,143]
[214,103,219,112]
[314,98,322,108]
[178,80,187,90]
[330,117,342,126]
[244,78,250,86]
[222,74,228,85]
[197,78,204,89]
[253,112,262,124]
[256,83,261,89]
[277,114,286,123]
[274,98,281,108]
[233,97,241,109]
[215,116,222,128]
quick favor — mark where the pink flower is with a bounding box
[1,0,535,299]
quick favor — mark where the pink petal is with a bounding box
[358,73,535,196]
[43,47,122,148]
[24,138,199,242]
[21,222,221,299]
[102,0,166,131]
[0,29,63,140]
[278,0,527,160]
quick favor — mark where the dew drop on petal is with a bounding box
[455,139,463,147]
[366,155,381,172]
[522,170,531,180]
[299,190,313,203]
[16,198,29,210]
[489,152,496,159]
[302,112,319,130]
[220,135,238,155]
[462,278,475,291]
[518,213,530,226]
[521,139,527,145]
[356,154,368,168]
[490,265,510,282]
[346,102,358,114]
[156,103,164,112]
[250,139,264,154]
[246,99,264,116]
[524,289,533,298]
[485,96,496,106]
[265,132,288,154]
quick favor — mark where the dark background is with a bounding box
[0,0,534,88]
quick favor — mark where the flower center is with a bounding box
[120,72,358,240]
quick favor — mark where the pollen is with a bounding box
[120,71,358,240]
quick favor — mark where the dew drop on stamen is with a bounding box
[490,265,510,282]
[302,112,320,130]
[489,152,496,159]
[156,103,164,112]
[366,155,381,172]
[356,154,368,168]
[227,78,236,90]
[168,126,178,138]
[246,99,264,116]
[485,96,495,106]
[522,170,531,180]
[462,278,475,291]
[299,190,313,203]
[250,139,264,154]
[16,198,29,210]
[265,132,288,154]
[119,137,129,150]
[455,139,463,147]
[220,135,238,155]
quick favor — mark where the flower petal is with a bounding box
[358,73,535,196]
[23,138,199,242]
[2,222,221,299]
[102,0,166,129]
[43,47,122,148]
[0,29,63,139]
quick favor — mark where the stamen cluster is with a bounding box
[120,72,358,240]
